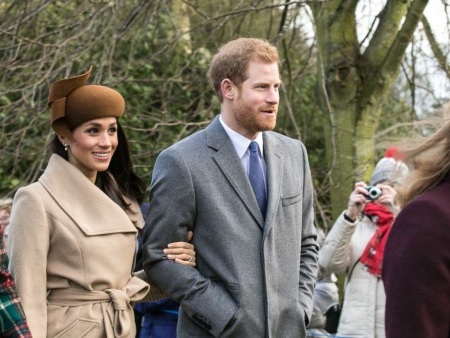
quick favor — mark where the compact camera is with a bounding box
[365,186,382,201]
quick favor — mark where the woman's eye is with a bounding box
[109,127,117,133]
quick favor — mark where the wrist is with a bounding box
[344,212,356,223]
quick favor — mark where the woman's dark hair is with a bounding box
[48,121,147,212]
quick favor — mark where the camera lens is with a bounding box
[367,186,382,200]
[365,186,382,201]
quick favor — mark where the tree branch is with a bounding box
[421,13,450,79]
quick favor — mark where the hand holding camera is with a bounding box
[345,182,400,221]
[372,183,400,215]
[345,182,372,220]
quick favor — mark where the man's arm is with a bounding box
[142,148,238,337]
[298,143,319,324]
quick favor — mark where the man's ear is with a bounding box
[221,78,235,100]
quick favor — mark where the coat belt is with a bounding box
[47,276,150,338]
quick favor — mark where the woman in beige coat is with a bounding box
[8,67,196,338]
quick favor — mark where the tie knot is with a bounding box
[249,141,259,153]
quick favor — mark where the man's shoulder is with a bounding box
[266,130,301,142]
[265,131,305,151]
[163,128,208,153]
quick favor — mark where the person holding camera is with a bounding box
[318,148,408,338]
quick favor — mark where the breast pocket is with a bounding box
[281,191,302,207]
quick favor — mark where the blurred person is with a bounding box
[0,200,32,337]
[319,149,408,337]
[134,298,179,338]
[8,67,196,338]
[306,229,340,338]
[306,272,340,338]
[0,198,12,244]
[382,119,450,337]
[0,198,12,256]
[143,37,319,337]
[134,202,179,338]
[3,219,10,252]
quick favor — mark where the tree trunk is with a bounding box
[310,0,429,220]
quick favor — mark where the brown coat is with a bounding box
[8,154,150,338]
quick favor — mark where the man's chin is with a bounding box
[260,119,276,131]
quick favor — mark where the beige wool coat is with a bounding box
[8,154,150,338]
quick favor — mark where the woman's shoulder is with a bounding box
[14,181,46,200]
[393,188,450,240]
[402,185,450,221]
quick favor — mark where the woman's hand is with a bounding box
[345,181,369,220]
[376,183,400,215]
[164,231,196,267]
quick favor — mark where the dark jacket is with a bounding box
[382,175,450,337]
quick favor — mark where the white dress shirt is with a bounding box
[219,115,267,185]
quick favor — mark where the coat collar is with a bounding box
[39,154,142,235]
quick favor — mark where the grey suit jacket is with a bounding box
[143,116,319,337]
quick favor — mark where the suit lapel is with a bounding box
[263,132,283,235]
[206,117,265,228]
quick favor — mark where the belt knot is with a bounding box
[106,288,130,311]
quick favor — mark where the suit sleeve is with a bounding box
[8,187,49,338]
[382,198,450,337]
[298,143,319,323]
[142,148,239,337]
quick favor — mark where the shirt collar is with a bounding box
[219,115,264,159]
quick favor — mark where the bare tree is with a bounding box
[308,0,448,217]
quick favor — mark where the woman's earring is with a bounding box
[63,143,68,151]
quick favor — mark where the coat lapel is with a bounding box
[206,117,265,228]
[39,154,141,236]
[263,132,283,235]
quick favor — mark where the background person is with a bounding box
[134,202,179,338]
[143,37,319,337]
[8,67,195,338]
[382,119,450,337]
[0,196,32,337]
[306,229,340,338]
[0,198,12,246]
[319,149,408,338]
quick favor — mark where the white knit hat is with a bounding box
[369,148,409,186]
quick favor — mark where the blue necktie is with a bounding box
[248,141,267,218]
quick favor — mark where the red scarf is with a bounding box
[359,202,394,277]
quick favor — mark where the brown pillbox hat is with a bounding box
[48,66,125,140]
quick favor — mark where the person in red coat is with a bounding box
[382,118,450,337]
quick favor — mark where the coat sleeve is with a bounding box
[8,186,50,338]
[142,148,239,337]
[319,211,357,274]
[382,198,450,338]
[298,143,320,323]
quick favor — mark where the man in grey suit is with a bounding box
[143,37,319,337]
